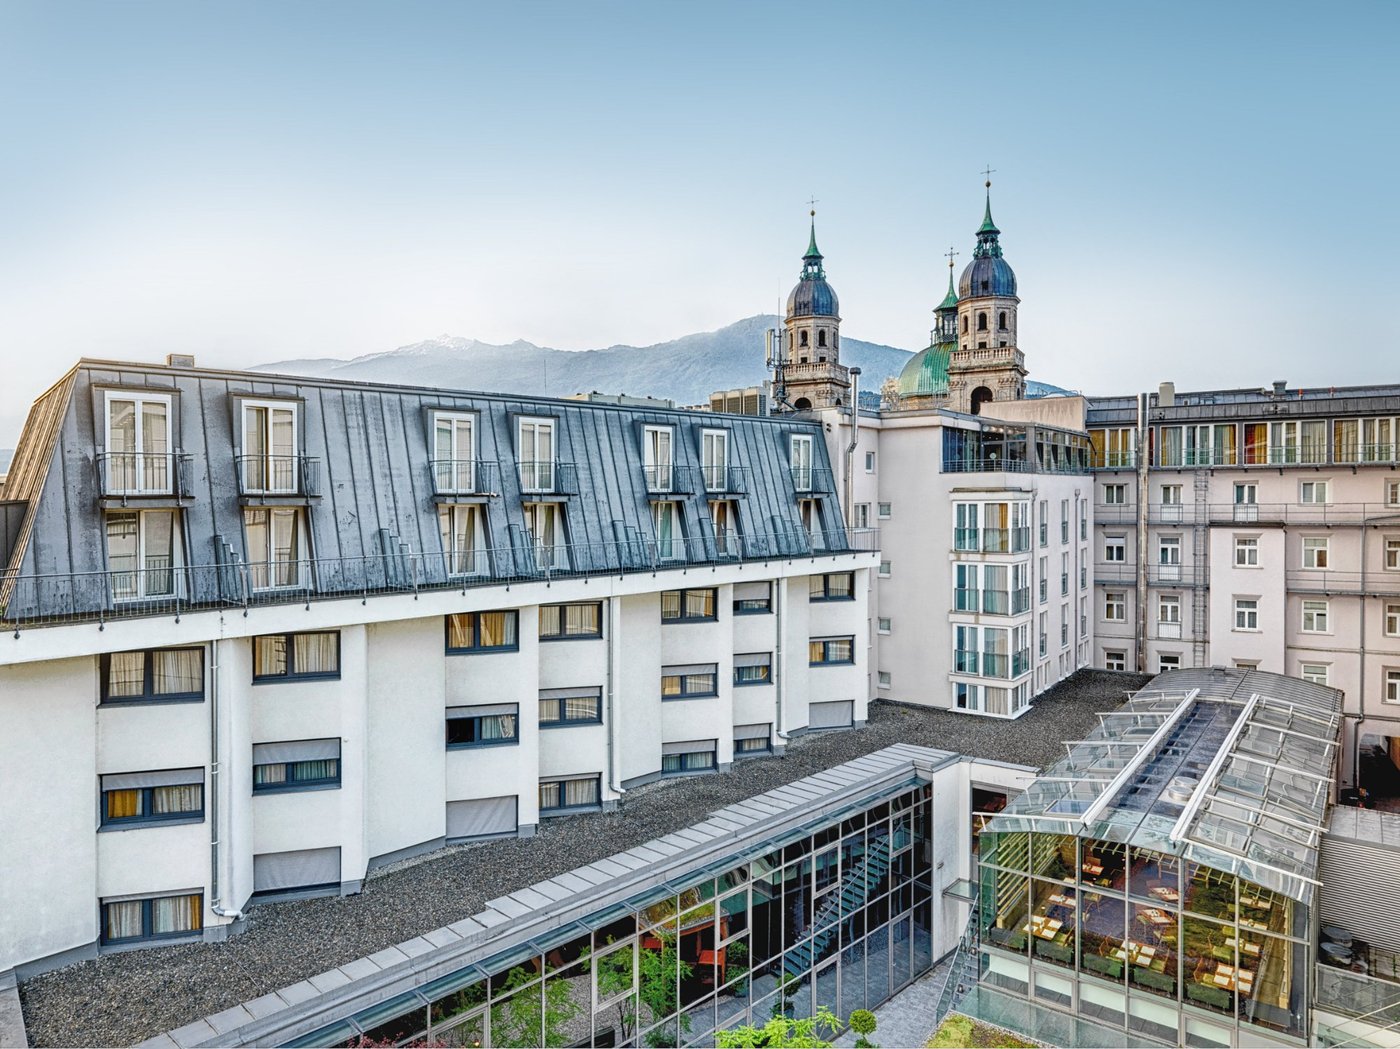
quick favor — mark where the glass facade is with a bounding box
[287,784,936,1048]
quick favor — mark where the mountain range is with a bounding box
[252,315,917,405]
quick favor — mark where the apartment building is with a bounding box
[0,358,875,980]
[1086,382,1400,794]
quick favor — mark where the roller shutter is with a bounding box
[446,796,518,840]
[253,846,341,893]
[809,700,853,729]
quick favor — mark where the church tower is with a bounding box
[947,180,1027,413]
[780,212,850,411]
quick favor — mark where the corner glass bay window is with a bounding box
[243,507,303,590]
[242,401,298,493]
[439,504,487,577]
[104,392,171,494]
[106,509,179,600]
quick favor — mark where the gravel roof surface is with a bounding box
[20,669,1148,1048]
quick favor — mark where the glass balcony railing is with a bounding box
[954,588,980,613]
[954,649,980,674]
[982,653,1010,678]
[955,528,980,552]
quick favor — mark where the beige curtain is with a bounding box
[293,632,338,674]
[107,651,146,697]
[153,648,202,695]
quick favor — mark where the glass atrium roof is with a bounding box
[986,668,1342,905]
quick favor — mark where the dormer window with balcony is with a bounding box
[243,506,305,590]
[432,411,479,494]
[518,417,556,493]
[523,501,567,571]
[106,509,181,601]
[103,392,172,495]
[701,429,729,492]
[790,434,814,492]
[710,498,739,558]
[241,401,300,494]
[643,425,674,493]
[439,504,488,577]
[652,500,683,561]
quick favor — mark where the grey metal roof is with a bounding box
[1326,805,1400,850]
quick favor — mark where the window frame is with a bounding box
[732,582,772,615]
[106,507,183,602]
[809,636,855,666]
[1301,536,1330,570]
[100,773,206,829]
[733,652,773,687]
[661,744,718,776]
[516,416,558,493]
[240,398,300,495]
[445,705,520,750]
[1104,537,1126,563]
[1300,663,1330,686]
[1386,669,1400,705]
[103,390,175,495]
[251,631,342,683]
[661,664,720,701]
[1386,536,1400,571]
[1103,592,1126,623]
[252,744,341,794]
[99,647,205,705]
[660,587,718,623]
[539,688,604,728]
[539,774,602,814]
[701,428,729,491]
[445,610,521,654]
[539,601,603,641]
[1301,599,1330,634]
[1233,597,1260,632]
[1103,484,1126,505]
[1104,651,1127,672]
[100,892,203,945]
[809,572,855,602]
[242,505,305,591]
[1234,535,1260,568]
[431,411,478,493]
[1385,602,1400,638]
[1300,479,1330,505]
[438,502,488,577]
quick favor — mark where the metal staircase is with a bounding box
[782,833,894,979]
[1190,469,1210,667]
[931,902,981,1025]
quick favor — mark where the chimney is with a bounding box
[1272,380,1288,396]
[1158,382,1175,407]
[166,353,196,369]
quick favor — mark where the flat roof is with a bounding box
[987,667,1343,904]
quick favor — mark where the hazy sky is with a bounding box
[1,1,1396,442]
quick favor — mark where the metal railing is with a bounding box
[951,587,1030,617]
[643,464,696,494]
[1286,570,1400,596]
[1089,452,1138,469]
[1314,964,1400,1044]
[701,464,748,494]
[517,460,578,495]
[236,455,321,497]
[789,466,835,494]
[0,527,881,630]
[96,452,195,499]
[428,459,501,496]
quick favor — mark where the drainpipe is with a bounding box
[606,597,626,796]
[208,638,242,921]
[1135,392,1150,673]
[844,368,862,530]
[774,579,787,741]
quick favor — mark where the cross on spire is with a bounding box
[980,166,995,186]
[945,246,959,269]
[806,195,819,217]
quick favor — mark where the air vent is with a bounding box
[1164,776,1198,806]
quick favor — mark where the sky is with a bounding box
[1,0,1396,443]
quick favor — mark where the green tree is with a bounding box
[848,1008,878,1048]
[714,1006,841,1048]
[639,931,693,1047]
[487,964,579,1048]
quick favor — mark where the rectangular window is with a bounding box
[252,632,340,682]
[241,400,298,494]
[734,724,772,754]
[1104,651,1126,672]
[732,581,772,614]
[877,502,892,519]
[642,425,675,492]
[1104,592,1126,622]
[1060,500,1070,544]
[243,506,303,590]
[878,560,891,578]
[1159,595,1181,624]
[252,739,341,793]
[1386,670,1400,705]
[101,892,203,944]
[1234,598,1259,631]
[1060,552,1069,595]
[539,775,601,813]
[1387,537,1400,571]
[854,503,870,529]
[445,610,520,653]
[1039,500,1048,547]
[661,663,719,700]
[1300,480,1330,505]
[103,392,172,495]
[539,687,603,726]
[431,412,477,493]
[809,636,855,665]
[1301,599,1330,633]
[810,572,855,601]
[1387,479,1400,508]
[661,741,717,775]
[790,434,814,491]
[446,704,519,748]
[1104,537,1125,563]
[661,587,717,622]
[877,671,891,688]
[1160,484,1182,505]
[1103,484,1126,505]
[1159,536,1182,565]
[733,652,772,686]
[1242,422,1268,465]
[1158,653,1181,673]
[100,648,204,703]
[540,602,602,640]
[522,501,567,570]
[877,616,892,634]
[701,429,729,491]
[101,769,205,827]
[517,417,556,492]
[1301,663,1330,686]
[438,503,487,577]
[1235,536,1259,567]
[1302,537,1330,570]
[106,509,179,600]
[864,451,875,473]
[1386,603,1400,637]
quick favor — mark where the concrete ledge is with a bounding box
[0,982,27,1049]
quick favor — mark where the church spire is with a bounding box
[801,209,825,280]
[938,249,959,311]
[973,178,1003,259]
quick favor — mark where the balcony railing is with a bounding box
[954,528,980,552]
[982,653,1009,678]
[1285,570,1400,597]
[1012,650,1031,677]
[953,588,980,613]
[1011,587,1031,614]
[954,649,980,674]
[96,452,195,499]
[429,459,501,497]
[790,466,835,494]
[0,527,882,630]
[518,460,579,496]
[643,464,696,495]
[236,455,321,498]
[702,465,748,494]
[1090,452,1138,470]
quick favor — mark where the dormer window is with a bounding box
[701,429,729,491]
[104,393,172,495]
[432,412,476,493]
[107,509,180,600]
[241,401,298,494]
[643,425,674,492]
[517,417,556,492]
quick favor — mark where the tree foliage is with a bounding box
[714,1005,841,1048]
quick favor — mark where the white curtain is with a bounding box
[254,635,288,677]
[107,651,146,697]
[152,894,201,934]
[153,648,201,695]
[152,783,202,815]
[293,632,338,675]
[105,900,143,940]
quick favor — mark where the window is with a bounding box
[877,617,892,634]
[661,587,717,622]
[1387,479,1400,508]
[446,610,520,653]
[643,425,674,492]
[661,663,719,699]
[650,500,683,561]
[539,687,603,726]
[1039,500,1048,547]
[107,509,179,600]
[1104,651,1126,672]
[446,704,519,748]
[101,892,202,944]
[734,652,772,686]
[540,602,602,639]
[1159,595,1181,625]
[1039,556,1048,604]
[1233,482,1259,521]
[1234,536,1259,567]
[1158,653,1181,673]
[810,572,854,601]
[877,671,891,688]
[1060,604,1069,646]
[101,770,205,828]
[517,417,556,492]
[1160,484,1182,505]
[539,776,600,813]
[1061,500,1070,544]
[1158,536,1182,565]
[1386,670,1400,705]
[878,560,891,578]
[734,724,772,755]
[1104,592,1126,622]
[253,632,340,682]
[1300,480,1329,505]
[1060,552,1069,595]
[701,429,729,491]
[661,741,717,775]
[809,637,855,665]
[100,648,203,703]
[243,506,303,590]
[977,311,988,331]
[1302,599,1330,633]
[241,400,298,493]
[732,581,771,614]
[252,739,341,792]
[1103,484,1126,505]
[878,502,892,519]
[104,392,172,494]
[1302,537,1330,570]
[865,451,875,473]
[1387,537,1400,571]
[438,503,487,577]
[1234,598,1259,631]
[998,310,1008,331]
[1386,603,1400,637]
[523,501,567,569]
[790,434,815,491]
[431,412,476,493]
[853,503,870,529]
[1301,664,1330,686]
[710,499,739,555]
